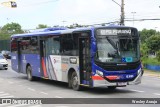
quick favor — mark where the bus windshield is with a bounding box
[95,36,140,63]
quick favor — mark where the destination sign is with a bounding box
[97,29,132,36]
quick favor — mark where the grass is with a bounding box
[142,58,160,65]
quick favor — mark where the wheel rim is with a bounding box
[72,75,78,89]
[27,67,31,80]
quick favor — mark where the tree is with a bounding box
[140,43,149,59]
[67,23,87,29]
[0,22,24,40]
[146,35,160,52]
[139,29,156,43]
[36,24,50,29]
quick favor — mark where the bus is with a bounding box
[11,25,143,90]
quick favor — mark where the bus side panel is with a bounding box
[22,54,41,77]
[45,55,79,83]
[11,53,18,72]
[61,56,79,83]
[46,55,62,81]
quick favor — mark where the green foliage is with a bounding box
[67,23,87,28]
[36,24,50,29]
[157,50,160,61]
[139,29,156,43]
[146,35,160,52]
[1,22,24,33]
[0,22,24,40]
[140,43,149,60]
[140,29,160,66]
[142,58,160,65]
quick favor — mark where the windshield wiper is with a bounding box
[106,37,117,50]
[106,37,120,57]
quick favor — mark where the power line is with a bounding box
[125,18,160,21]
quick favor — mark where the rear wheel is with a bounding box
[71,72,81,91]
[26,66,34,81]
[5,68,8,70]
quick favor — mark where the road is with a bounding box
[0,61,159,107]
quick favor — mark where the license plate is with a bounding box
[117,82,127,86]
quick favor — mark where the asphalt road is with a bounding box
[0,62,159,107]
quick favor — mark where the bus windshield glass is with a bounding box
[95,28,140,63]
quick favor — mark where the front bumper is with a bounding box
[0,64,8,69]
[93,70,143,87]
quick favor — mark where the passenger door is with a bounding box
[40,39,48,78]
[78,32,92,85]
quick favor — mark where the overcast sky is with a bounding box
[0,0,160,31]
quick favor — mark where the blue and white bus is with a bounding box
[11,25,143,90]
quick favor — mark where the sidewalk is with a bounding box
[143,69,160,78]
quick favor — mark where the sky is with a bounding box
[0,0,160,31]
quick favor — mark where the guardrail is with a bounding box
[145,64,160,72]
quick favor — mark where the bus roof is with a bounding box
[11,25,137,38]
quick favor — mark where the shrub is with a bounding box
[157,50,160,61]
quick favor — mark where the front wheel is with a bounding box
[71,72,81,91]
[26,66,34,81]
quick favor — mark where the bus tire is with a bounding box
[108,86,117,90]
[71,72,81,91]
[26,65,34,81]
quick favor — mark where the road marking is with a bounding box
[55,96,63,98]
[55,106,70,107]
[153,93,160,96]
[0,96,14,98]
[27,88,36,91]
[130,89,144,93]
[40,92,48,95]
[28,105,42,107]
[0,93,10,97]
[7,104,28,107]
[0,104,9,107]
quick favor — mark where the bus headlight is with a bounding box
[137,68,142,74]
[96,70,103,76]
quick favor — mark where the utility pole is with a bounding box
[112,0,125,25]
[120,0,125,25]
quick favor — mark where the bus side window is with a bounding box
[30,36,38,54]
[46,36,60,55]
[53,37,60,55]
[11,38,18,53]
[61,34,76,56]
